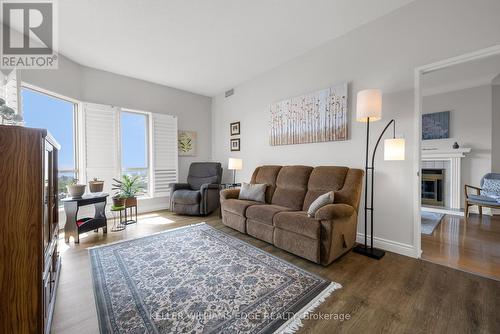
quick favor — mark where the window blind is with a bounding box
[83,103,121,196]
[152,113,178,197]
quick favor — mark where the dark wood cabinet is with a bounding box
[0,125,61,334]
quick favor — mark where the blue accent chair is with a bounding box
[464,173,500,218]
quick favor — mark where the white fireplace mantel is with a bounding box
[421,148,471,159]
[421,148,471,210]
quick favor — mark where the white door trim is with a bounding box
[413,44,500,258]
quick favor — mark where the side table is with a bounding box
[110,206,127,232]
[62,193,109,243]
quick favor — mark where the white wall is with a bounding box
[422,85,493,203]
[19,55,212,183]
[211,0,500,256]
[493,75,500,172]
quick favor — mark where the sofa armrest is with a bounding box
[315,203,355,221]
[169,183,191,192]
[200,183,221,192]
[220,188,240,200]
[464,184,481,199]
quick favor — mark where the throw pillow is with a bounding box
[307,191,334,217]
[481,178,500,199]
[238,183,267,202]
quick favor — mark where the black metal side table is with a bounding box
[218,183,242,218]
[62,193,108,243]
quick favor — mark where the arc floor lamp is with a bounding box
[353,89,405,260]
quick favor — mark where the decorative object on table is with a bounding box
[230,138,240,151]
[353,89,406,260]
[228,157,243,184]
[112,175,144,224]
[452,141,459,149]
[269,82,348,146]
[0,125,61,333]
[89,223,340,334]
[62,193,109,243]
[66,179,87,198]
[110,206,126,232]
[170,162,222,215]
[464,173,500,218]
[422,111,450,140]
[420,211,445,235]
[88,178,104,193]
[177,130,197,156]
[230,121,240,135]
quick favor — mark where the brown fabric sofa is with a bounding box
[220,165,364,266]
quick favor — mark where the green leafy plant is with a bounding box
[68,178,79,186]
[112,175,144,198]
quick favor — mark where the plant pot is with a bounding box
[67,184,86,198]
[112,197,126,207]
[89,180,104,193]
[125,196,137,207]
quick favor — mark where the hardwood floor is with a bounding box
[52,210,500,334]
[422,213,500,281]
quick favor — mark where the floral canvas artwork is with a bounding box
[178,130,197,156]
[269,83,348,146]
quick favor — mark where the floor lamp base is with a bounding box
[353,244,386,260]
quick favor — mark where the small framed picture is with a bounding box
[230,121,240,136]
[230,138,240,151]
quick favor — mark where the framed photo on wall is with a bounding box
[230,122,240,136]
[230,138,240,151]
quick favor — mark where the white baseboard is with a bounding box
[356,233,418,258]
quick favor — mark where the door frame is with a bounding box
[413,44,500,258]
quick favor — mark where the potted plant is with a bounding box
[66,179,86,198]
[89,177,104,193]
[111,193,126,207]
[112,175,144,207]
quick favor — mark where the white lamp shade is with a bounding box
[356,89,382,122]
[228,158,243,170]
[384,138,405,161]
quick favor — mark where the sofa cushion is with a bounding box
[239,183,266,202]
[223,199,261,216]
[274,211,320,240]
[250,165,282,203]
[302,166,349,210]
[307,191,334,217]
[271,166,313,210]
[246,204,292,225]
[172,189,201,205]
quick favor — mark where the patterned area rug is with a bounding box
[89,223,340,334]
[421,211,445,235]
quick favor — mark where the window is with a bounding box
[21,87,78,201]
[120,111,149,195]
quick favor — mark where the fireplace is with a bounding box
[421,169,445,206]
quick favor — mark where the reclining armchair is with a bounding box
[170,162,223,215]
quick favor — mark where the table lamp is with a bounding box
[228,158,243,184]
[353,89,405,260]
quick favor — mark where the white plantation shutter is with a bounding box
[4,70,19,113]
[152,113,178,197]
[83,103,120,195]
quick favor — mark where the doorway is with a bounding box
[414,46,500,280]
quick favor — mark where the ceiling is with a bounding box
[422,54,500,96]
[57,0,414,96]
